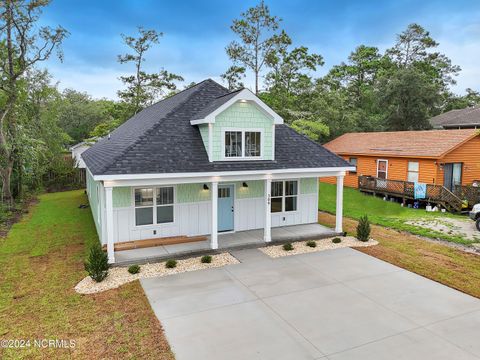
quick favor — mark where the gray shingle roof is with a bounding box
[430,107,480,128]
[82,79,350,176]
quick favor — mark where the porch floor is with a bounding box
[114,223,337,265]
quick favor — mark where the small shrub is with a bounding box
[332,237,342,244]
[306,240,317,248]
[84,243,110,282]
[283,243,294,251]
[128,264,140,274]
[165,259,177,268]
[357,215,371,242]
[201,255,212,263]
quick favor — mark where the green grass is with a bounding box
[0,190,173,359]
[319,182,476,245]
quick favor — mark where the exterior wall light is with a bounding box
[203,184,209,190]
[242,182,248,188]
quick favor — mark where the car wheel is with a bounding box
[477,218,480,232]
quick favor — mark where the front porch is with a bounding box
[114,223,337,265]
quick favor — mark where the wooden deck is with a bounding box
[102,235,208,252]
[358,176,464,212]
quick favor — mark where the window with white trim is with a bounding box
[271,180,298,213]
[224,130,262,158]
[349,157,357,174]
[134,187,174,226]
[407,161,419,183]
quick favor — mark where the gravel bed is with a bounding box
[259,236,378,258]
[75,253,239,294]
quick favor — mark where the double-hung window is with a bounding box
[134,187,174,226]
[271,180,298,213]
[407,161,419,183]
[224,130,262,158]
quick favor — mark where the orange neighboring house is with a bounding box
[322,129,480,191]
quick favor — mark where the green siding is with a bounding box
[198,124,209,155]
[211,102,273,161]
[113,187,131,208]
[177,183,211,203]
[300,178,318,194]
[234,180,264,199]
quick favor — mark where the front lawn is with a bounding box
[319,182,477,245]
[0,190,174,359]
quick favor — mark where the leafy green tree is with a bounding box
[328,45,389,104]
[117,27,183,116]
[89,119,121,139]
[0,0,68,204]
[56,89,114,143]
[386,23,460,89]
[224,0,291,94]
[444,88,480,111]
[379,67,438,130]
[291,117,329,142]
[266,46,323,96]
[221,65,246,91]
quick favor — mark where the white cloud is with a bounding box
[49,65,124,99]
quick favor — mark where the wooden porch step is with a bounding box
[102,235,208,252]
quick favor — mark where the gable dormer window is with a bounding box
[224,129,262,159]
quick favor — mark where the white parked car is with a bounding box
[470,204,480,231]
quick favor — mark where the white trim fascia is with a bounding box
[101,168,353,188]
[208,123,213,162]
[190,89,283,125]
[96,167,354,182]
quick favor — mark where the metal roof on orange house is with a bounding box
[324,129,479,159]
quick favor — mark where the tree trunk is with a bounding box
[0,161,13,206]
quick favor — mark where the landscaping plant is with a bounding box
[128,264,140,274]
[332,237,342,244]
[201,255,212,263]
[357,215,371,242]
[165,259,177,268]
[84,243,110,282]
[283,243,294,251]
[306,240,317,248]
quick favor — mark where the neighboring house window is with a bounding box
[134,187,174,226]
[224,130,262,158]
[407,161,419,183]
[271,180,298,213]
[349,157,357,174]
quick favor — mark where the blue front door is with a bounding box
[218,185,234,232]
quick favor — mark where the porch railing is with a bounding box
[358,175,463,212]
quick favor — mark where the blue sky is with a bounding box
[41,0,480,99]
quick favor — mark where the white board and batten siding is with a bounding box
[110,179,319,244]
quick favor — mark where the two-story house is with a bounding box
[82,79,353,263]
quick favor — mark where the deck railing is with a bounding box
[358,176,463,212]
[454,185,480,206]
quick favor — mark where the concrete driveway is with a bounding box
[141,247,480,360]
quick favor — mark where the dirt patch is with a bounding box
[0,197,37,238]
[406,217,480,242]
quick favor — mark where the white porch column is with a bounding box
[264,178,272,242]
[105,186,115,264]
[211,181,218,249]
[335,175,344,233]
